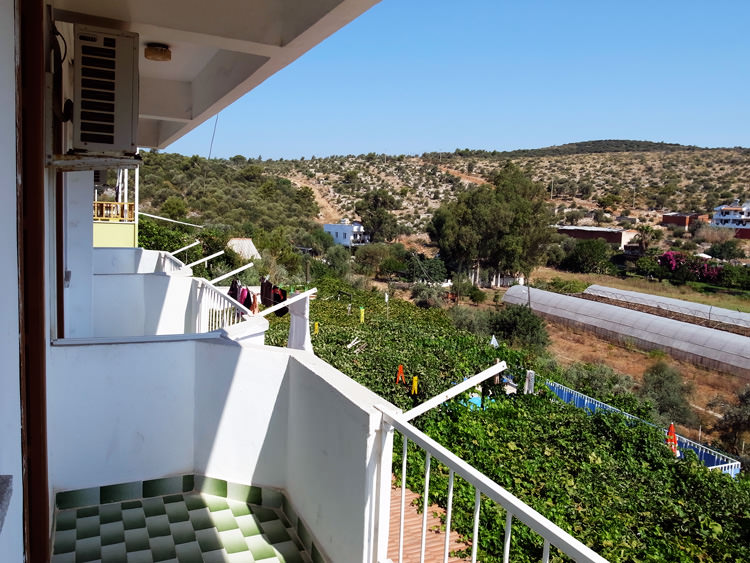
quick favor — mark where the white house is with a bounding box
[711,200,750,239]
[1,2,606,562]
[324,219,370,247]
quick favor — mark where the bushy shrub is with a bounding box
[639,361,698,427]
[531,276,589,294]
[489,304,549,353]
[560,238,616,274]
[410,283,446,308]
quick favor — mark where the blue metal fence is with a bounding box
[545,381,741,477]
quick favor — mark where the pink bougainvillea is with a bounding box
[658,251,687,272]
[658,251,723,283]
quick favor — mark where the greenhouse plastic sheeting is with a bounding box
[503,286,750,380]
[583,284,750,328]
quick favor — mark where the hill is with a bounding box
[138,141,750,237]
[264,141,750,233]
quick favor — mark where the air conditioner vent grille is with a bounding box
[78,36,118,145]
[73,25,138,155]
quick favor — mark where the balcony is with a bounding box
[85,248,264,340]
[50,248,608,562]
[48,332,608,563]
[93,203,138,248]
[93,202,135,223]
[48,337,398,562]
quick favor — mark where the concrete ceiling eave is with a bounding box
[52,0,380,149]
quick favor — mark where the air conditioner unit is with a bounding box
[73,25,139,156]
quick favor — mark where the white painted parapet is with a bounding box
[48,335,397,563]
[93,247,190,275]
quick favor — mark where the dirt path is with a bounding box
[285,173,341,225]
[435,164,487,186]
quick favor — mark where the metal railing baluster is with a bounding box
[420,452,431,563]
[379,408,609,563]
[503,512,513,563]
[471,489,480,563]
[443,469,454,563]
[399,438,407,563]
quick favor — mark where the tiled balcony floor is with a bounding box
[51,476,316,563]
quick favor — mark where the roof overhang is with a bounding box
[53,0,379,149]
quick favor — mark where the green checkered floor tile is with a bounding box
[52,493,310,563]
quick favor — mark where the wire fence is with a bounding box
[545,381,741,477]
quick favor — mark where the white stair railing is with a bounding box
[157,251,186,273]
[195,279,252,332]
[378,408,609,563]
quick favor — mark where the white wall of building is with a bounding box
[63,171,95,338]
[324,223,354,246]
[93,247,189,275]
[145,275,195,334]
[193,342,396,562]
[93,247,139,274]
[193,342,290,489]
[47,341,196,493]
[92,274,195,336]
[285,353,396,563]
[0,0,23,558]
[45,333,395,562]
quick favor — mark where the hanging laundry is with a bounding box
[228,279,240,301]
[243,291,258,314]
[260,278,274,307]
[239,287,249,306]
[272,285,288,317]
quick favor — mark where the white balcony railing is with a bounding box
[158,251,187,273]
[194,278,251,332]
[379,408,609,563]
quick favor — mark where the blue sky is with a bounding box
[166,1,750,160]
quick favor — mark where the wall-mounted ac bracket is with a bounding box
[47,153,141,172]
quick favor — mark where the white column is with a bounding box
[0,0,24,559]
[63,171,95,337]
[134,163,140,236]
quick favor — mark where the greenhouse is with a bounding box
[583,284,750,328]
[503,286,750,379]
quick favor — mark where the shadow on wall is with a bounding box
[0,475,11,533]
[194,342,393,563]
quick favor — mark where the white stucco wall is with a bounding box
[64,171,95,338]
[93,247,139,273]
[45,333,395,562]
[47,341,195,492]
[93,247,189,275]
[0,0,22,558]
[92,273,194,336]
[144,275,195,334]
[193,342,396,562]
[324,223,354,246]
[193,341,290,489]
[285,353,396,563]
